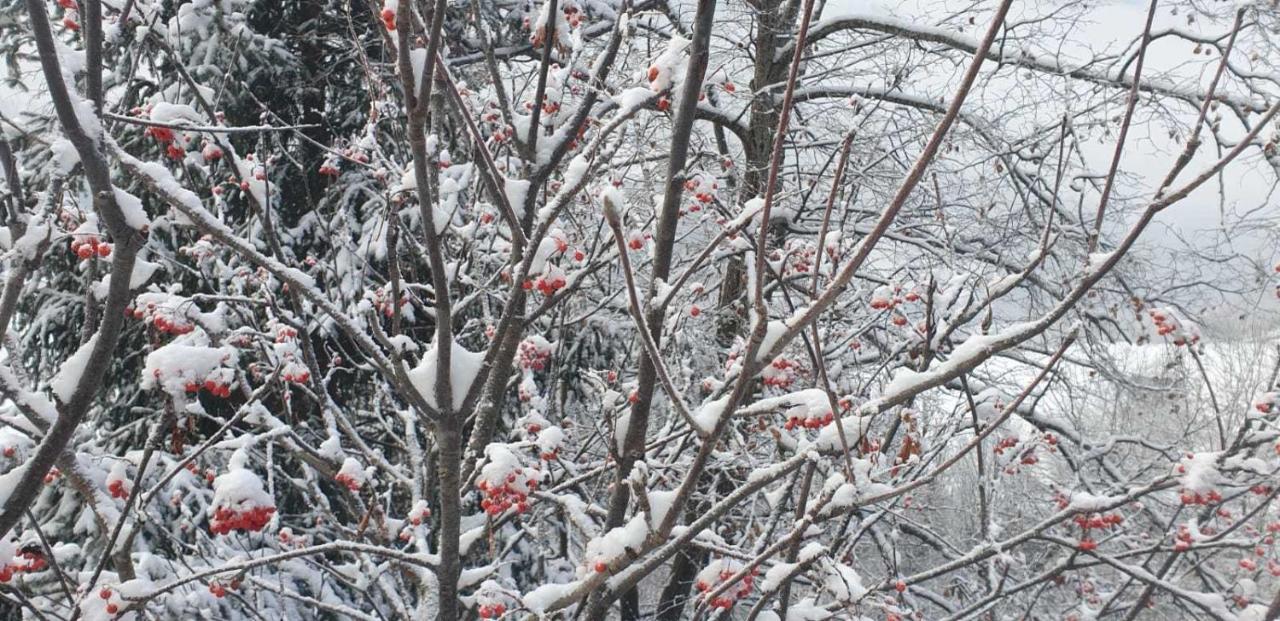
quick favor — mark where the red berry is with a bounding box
[146,126,175,143]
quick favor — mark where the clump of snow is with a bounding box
[616,87,655,112]
[112,187,151,230]
[647,490,676,529]
[211,468,273,512]
[1176,451,1223,493]
[49,138,79,174]
[505,179,530,219]
[581,513,648,574]
[692,396,730,434]
[564,154,590,191]
[1065,490,1125,512]
[534,425,566,461]
[335,457,370,491]
[209,467,275,534]
[50,332,99,403]
[814,415,871,452]
[140,338,238,397]
[148,102,205,125]
[476,443,543,515]
[759,561,795,593]
[408,340,484,411]
[523,580,580,613]
[824,560,868,601]
[755,320,787,361]
[644,35,690,92]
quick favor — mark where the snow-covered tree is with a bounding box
[0,0,1278,618]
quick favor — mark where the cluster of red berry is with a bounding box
[870,285,920,310]
[517,337,554,371]
[694,564,757,610]
[70,234,112,260]
[180,460,216,484]
[993,437,1041,468]
[143,123,186,161]
[531,266,567,295]
[1173,524,1197,551]
[477,603,508,618]
[277,528,308,548]
[526,12,565,50]
[127,301,196,335]
[209,578,240,598]
[1178,488,1223,506]
[273,325,298,343]
[627,231,649,250]
[370,287,410,318]
[784,410,833,430]
[97,587,129,615]
[775,241,818,276]
[280,360,311,385]
[1254,392,1278,414]
[56,0,80,30]
[407,503,431,527]
[480,110,516,144]
[210,505,275,535]
[0,550,46,582]
[477,471,538,516]
[1074,512,1124,531]
[201,142,223,162]
[536,97,561,116]
[990,436,1021,457]
[107,478,130,500]
[761,357,801,388]
[1148,308,1199,346]
[561,0,583,27]
[181,376,234,398]
[869,284,921,327]
[334,472,362,492]
[681,175,718,215]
